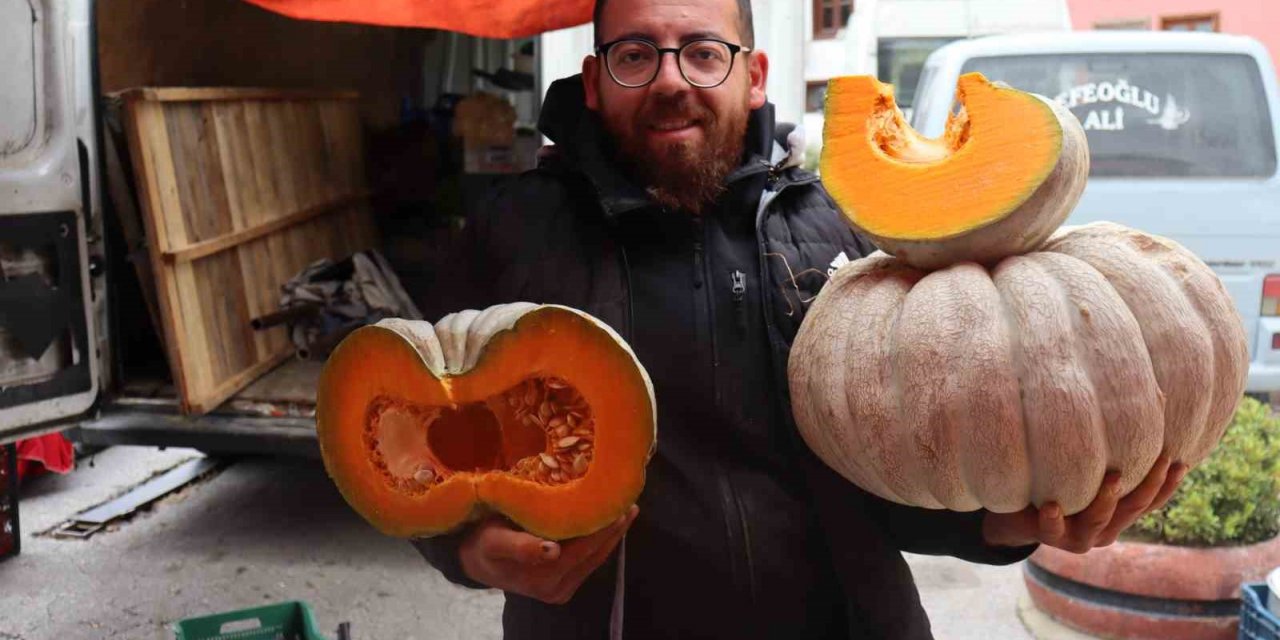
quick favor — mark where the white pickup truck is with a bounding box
[912,31,1280,396]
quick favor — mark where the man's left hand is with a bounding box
[980,455,1189,553]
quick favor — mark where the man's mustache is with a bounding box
[638,96,714,125]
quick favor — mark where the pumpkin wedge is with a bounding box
[317,303,656,540]
[821,73,1089,270]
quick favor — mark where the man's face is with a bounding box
[584,0,769,213]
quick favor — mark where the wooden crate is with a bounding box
[121,88,378,414]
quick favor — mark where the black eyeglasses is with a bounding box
[595,38,752,89]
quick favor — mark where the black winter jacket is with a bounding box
[413,75,1037,640]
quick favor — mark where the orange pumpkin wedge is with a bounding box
[317,303,656,540]
[821,73,1089,270]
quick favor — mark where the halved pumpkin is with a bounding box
[821,72,1089,270]
[317,303,656,540]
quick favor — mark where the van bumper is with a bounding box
[1247,363,1280,394]
[70,404,319,458]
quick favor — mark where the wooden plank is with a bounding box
[239,99,294,324]
[163,105,230,256]
[234,360,323,405]
[161,193,368,263]
[121,87,358,103]
[187,347,294,414]
[212,102,273,359]
[290,101,323,208]
[123,99,204,399]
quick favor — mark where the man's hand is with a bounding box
[459,505,638,604]
[981,456,1188,553]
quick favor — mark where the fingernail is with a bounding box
[1045,504,1061,519]
[541,541,558,558]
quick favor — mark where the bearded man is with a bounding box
[413,0,1187,637]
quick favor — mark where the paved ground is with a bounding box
[0,445,1048,639]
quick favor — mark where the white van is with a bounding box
[912,31,1280,395]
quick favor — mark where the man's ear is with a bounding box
[583,55,602,111]
[748,50,769,110]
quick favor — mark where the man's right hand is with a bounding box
[459,505,639,604]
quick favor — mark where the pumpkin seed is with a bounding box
[414,467,436,485]
[539,453,560,469]
[577,443,591,451]
[553,424,570,438]
[557,436,580,449]
[546,378,568,389]
[572,455,588,476]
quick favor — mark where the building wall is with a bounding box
[1066,0,1280,72]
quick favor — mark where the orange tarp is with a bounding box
[242,0,595,38]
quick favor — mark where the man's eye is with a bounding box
[689,46,724,61]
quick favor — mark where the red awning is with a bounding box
[242,0,595,38]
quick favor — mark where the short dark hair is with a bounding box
[593,0,755,48]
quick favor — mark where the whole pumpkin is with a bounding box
[788,222,1249,515]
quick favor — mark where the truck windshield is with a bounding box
[961,53,1277,178]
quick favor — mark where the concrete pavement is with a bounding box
[0,445,1048,639]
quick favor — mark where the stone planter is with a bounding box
[1023,535,1280,639]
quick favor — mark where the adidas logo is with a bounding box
[827,251,851,277]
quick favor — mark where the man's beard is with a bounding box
[604,93,749,215]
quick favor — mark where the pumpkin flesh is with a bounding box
[821,73,1089,270]
[318,304,655,541]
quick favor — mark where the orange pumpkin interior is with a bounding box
[317,307,654,541]
[821,72,1064,240]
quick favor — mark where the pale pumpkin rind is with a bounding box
[317,303,656,540]
[788,223,1249,515]
[821,73,1089,270]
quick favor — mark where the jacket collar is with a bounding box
[536,74,807,221]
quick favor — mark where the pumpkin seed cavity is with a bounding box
[364,376,595,492]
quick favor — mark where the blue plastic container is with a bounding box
[1241,583,1280,640]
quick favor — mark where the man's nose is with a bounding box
[649,51,690,96]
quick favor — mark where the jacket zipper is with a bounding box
[691,213,755,610]
[619,245,635,343]
[731,269,747,333]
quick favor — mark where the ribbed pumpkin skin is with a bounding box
[788,222,1249,515]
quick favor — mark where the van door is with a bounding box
[0,0,101,441]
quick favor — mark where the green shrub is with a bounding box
[1130,396,1280,546]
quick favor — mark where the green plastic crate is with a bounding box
[173,601,331,640]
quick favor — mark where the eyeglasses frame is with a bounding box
[594,37,753,89]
